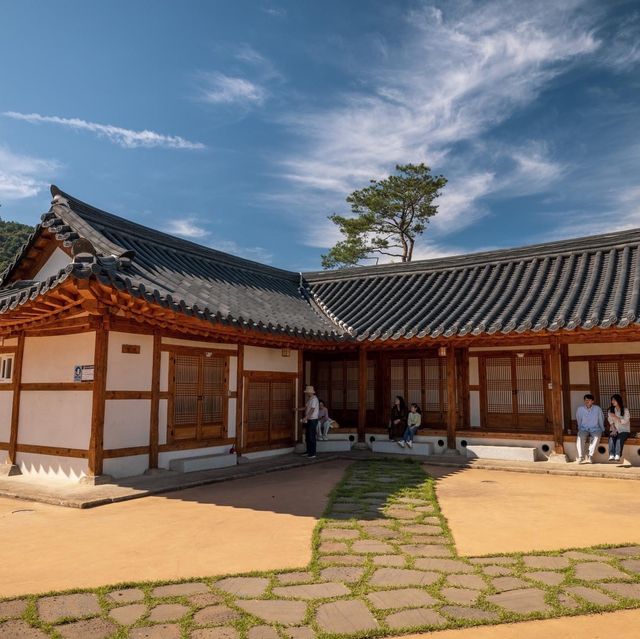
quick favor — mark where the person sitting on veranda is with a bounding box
[316,399,331,441]
[576,393,604,464]
[607,393,631,462]
[388,395,408,441]
[398,403,422,448]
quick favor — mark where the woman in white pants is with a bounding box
[316,400,331,441]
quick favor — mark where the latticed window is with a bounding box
[312,358,376,416]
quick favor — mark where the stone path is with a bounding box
[1,459,640,638]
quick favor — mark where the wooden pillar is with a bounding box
[148,333,161,469]
[297,349,304,443]
[7,332,25,467]
[560,343,571,436]
[235,344,244,452]
[446,345,457,450]
[549,338,565,454]
[358,347,367,443]
[88,323,109,477]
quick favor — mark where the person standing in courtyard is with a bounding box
[398,402,422,448]
[301,385,319,459]
[576,393,604,463]
[607,393,631,462]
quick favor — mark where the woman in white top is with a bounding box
[607,394,631,462]
[316,400,331,441]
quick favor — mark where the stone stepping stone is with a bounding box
[396,497,424,504]
[523,556,570,570]
[318,555,366,566]
[607,546,640,557]
[574,562,627,581]
[621,559,640,574]
[152,582,209,597]
[0,620,48,638]
[470,556,516,565]
[320,567,365,582]
[487,588,550,614]
[278,572,314,585]
[37,593,101,623]
[190,593,224,608]
[374,555,405,567]
[321,529,359,540]
[248,626,279,639]
[446,574,487,590]
[273,582,349,600]
[492,577,529,592]
[216,577,270,597]
[526,571,564,586]
[237,600,307,625]
[56,618,117,639]
[369,568,438,587]
[329,512,355,520]
[483,565,514,577]
[600,582,640,599]
[316,599,378,634]
[385,608,445,629]
[415,558,473,573]
[441,606,497,621]
[131,625,181,638]
[440,587,480,605]
[566,586,616,606]
[331,503,360,512]
[401,524,442,535]
[414,506,436,513]
[409,535,450,545]
[364,492,392,498]
[192,629,239,639]
[109,604,147,625]
[563,551,606,561]
[352,539,394,554]
[367,588,437,610]
[359,519,394,528]
[386,508,420,520]
[284,626,314,639]
[319,541,349,554]
[400,544,452,557]
[193,605,240,626]
[0,599,27,619]
[558,593,580,610]
[107,588,145,604]
[148,603,189,622]
[365,526,397,539]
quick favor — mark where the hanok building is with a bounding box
[0,186,639,481]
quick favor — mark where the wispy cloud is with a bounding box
[165,218,209,238]
[0,146,59,200]
[209,239,273,264]
[3,112,205,150]
[198,72,267,106]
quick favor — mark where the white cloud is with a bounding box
[0,146,59,200]
[209,238,273,264]
[198,72,267,106]
[3,112,205,150]
[165,218,210,238]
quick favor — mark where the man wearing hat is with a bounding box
[302,385,320,459]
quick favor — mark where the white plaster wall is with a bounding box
[158,399,167,445]
[0,390,13,442]
[2,338,18,347]
[104,454,149,478]
[160,352,169,393]
[569,342,640,355]
[469,357,479,386]
[569,361,590,385]
[104,400,150,449]
[34,247,70,281]
[17,453,88,480]
[228,357,237,393]
[469,345,549,352]
[469,391,481,427]
[244,346,298,373]
[22,332,95,383]
[162,338,237,350]
[18,391,92,448]
[158,444,233,469]
[106,332,153,391]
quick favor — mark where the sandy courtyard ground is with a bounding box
[0,459,350,598]
[428,465,640,555]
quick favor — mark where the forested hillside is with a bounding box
[0,217,34,273]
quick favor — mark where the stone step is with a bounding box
[371,440,434,456]
[465,444,537,462]
[169,452,237,473]
[295,439,353,453]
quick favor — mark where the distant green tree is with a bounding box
[321,163,447,269]
[0,216,34,273]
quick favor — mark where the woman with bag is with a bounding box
[388,396,408,441]
[607,393,631,462]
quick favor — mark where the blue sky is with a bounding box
[0,0,639,271]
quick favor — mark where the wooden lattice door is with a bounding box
[481,353,547,432]
[592,358,640,430]
[243,373,296,451]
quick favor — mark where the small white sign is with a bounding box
[74,365,95,382]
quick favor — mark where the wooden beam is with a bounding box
[236,344,244,453]
[549,338,565,454]
[148,333,161,469]
[7,333,25,466]
[357,347,367,443]
[446,345,457,449]
[560,343,571,442]
[88,325,109,476]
